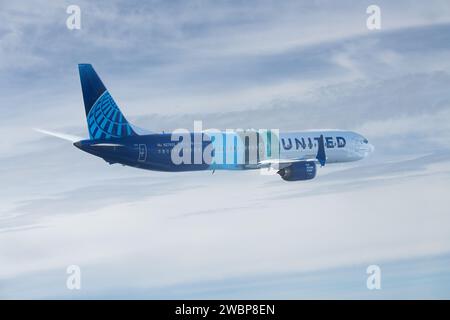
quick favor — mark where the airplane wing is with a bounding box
[258,158,313,170]
[34,128,84,142]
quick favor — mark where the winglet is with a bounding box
[316,134,326,167]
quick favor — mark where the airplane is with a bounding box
[37,64,374,181]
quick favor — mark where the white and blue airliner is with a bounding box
[38,64,374,181]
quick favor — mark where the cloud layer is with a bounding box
[1,0,450,298]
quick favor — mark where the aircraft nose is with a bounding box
[361,143,375,157]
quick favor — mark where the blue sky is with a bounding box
[1,0,450,299]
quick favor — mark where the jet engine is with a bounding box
[277,161,317,181]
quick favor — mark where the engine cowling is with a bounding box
[277,161,317,181]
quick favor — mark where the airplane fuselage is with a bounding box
[74,130,373,173]
[44,64,376,182]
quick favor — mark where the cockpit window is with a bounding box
[363,139,368,144]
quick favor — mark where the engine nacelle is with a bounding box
[277,161,317,181]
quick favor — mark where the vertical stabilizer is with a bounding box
[78,64,137,140]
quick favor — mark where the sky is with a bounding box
[1,0,450,299]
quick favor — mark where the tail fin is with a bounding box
[78,64,137,140]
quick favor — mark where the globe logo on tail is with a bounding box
[87,91,135,140]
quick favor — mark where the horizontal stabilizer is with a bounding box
[34,128,83,142]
